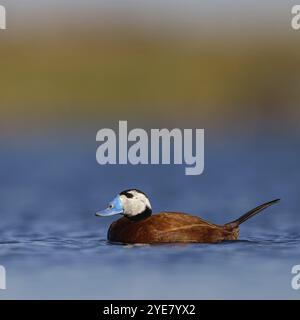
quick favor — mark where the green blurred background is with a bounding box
[0,0,299,133]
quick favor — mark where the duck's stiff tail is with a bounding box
[225,199,280,229]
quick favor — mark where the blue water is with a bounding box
[0,131,299,299]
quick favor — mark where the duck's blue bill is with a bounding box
[95,195,124,217]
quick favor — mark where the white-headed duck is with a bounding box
[95,189,280,244]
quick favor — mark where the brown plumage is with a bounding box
[108,212,236,243]
[107,199,280,244]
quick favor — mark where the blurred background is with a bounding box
[0,0,300,299]
[1,0,300,133]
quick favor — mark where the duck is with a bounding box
[95,189,280,244]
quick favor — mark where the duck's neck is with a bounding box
[127,206,152,222]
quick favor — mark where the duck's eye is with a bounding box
[108,204,113,209]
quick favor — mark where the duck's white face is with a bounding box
[95,189,152,219]
[119,189,152,218]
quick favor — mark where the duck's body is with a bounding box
[108,212,238,244]
[96,189,279,244]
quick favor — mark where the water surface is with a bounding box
[0,133,299,299]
